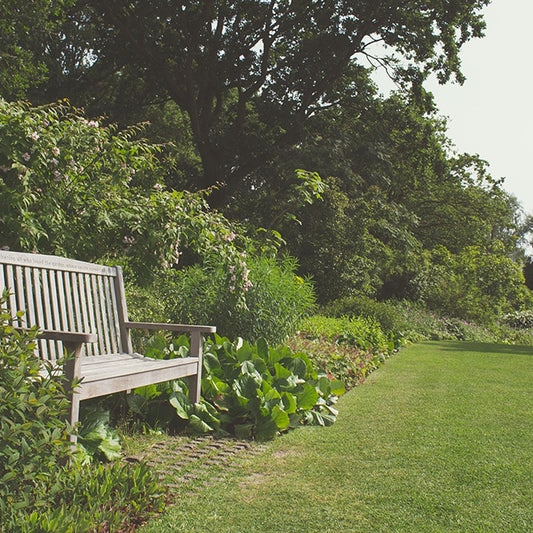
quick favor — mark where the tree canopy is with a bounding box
[2,0,531,321]
[14,0,489,200]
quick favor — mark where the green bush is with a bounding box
[414,245,532,323]
[0,99,247,287]
[321,295,417,346]
[0,295,165,531]
[298,315,392,352]
[322,296,533,346]
[0,300,73,524]
[501,310,533,329]
[128,255,316,344]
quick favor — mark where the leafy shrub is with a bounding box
[501,310,533,329]
[322,295,418,347]
[127,333,344,441]
[77,407,122,462]
[298,315,392,353]
[414,245,532,323]
[128,255,316,344]
[0,299,73,523]
[322,296,533,346]
[287,334,387,391]
[0,99,247,288]
[288,315,395,389]
[0,295,165,531]
[9,461,165,533]
[322,295,400,331]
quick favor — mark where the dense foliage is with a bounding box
[0,296,165,531]
[11,0,489,200]
[128,255,315,344]
[0,99,250,290]
[126,334,344,442]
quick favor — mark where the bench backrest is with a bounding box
[0,251,130,362]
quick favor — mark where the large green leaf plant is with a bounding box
[134,334,345,442]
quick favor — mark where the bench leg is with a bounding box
[69,393,81,445]
[63,342,83,447]
[188,373,201,404]
[189,331,203,403]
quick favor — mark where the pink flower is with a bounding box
[22,152,30,161]
[52,147,60,156]
[223,231,236,242]
[51,158,59,166]
[30,131,39,141]
[88,120,99,127]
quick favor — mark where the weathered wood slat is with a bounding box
[5,265,17,318]
[80,273,96,356]
[0,250,116,275]
[56,270,69,334]
[48,269,62,332]
[24,267,36,325]
[78,359,199,399]
[14,266,26,326]
[0,264,5,296]
[32,268,49,359]
[0,250,215,444]
[71,272,84,334]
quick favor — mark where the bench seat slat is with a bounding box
[77,354,199,399]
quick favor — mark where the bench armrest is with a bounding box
[124,321,216,334]
[37,330,98,344]
[35,330,97,384]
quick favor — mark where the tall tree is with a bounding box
[25,0,489,202]
[0,0,75,99]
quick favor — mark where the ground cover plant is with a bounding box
[125,334,345,442]
[138,341,533,532]
[287,314,395,390]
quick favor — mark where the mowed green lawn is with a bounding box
[141,342,533,532]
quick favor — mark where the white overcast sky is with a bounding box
[372,0,532,217]
[426,0,533,217]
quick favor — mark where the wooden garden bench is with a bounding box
[0,250,215,442]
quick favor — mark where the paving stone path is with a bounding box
[128,436,267,492]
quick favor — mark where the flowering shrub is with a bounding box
[501,310,533,329]
[0,99,247,289]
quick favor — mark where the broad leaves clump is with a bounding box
[130,333,345,441]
